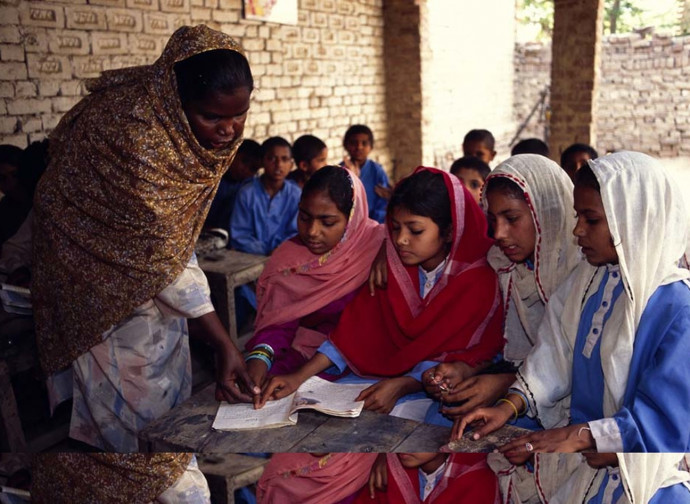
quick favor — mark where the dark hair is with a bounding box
[302,165,354,217]
[560,143,598,167]
[388,170,452,238]
[343,124,374,148]
[449,156,491,181]
[574,163,600,192]
[260,136,292,159]
[174,49,253,104]
[484,176,525,201]
[463,129,495,151]
[0,144,23,167]
[293,135,327,165]
[511,138,550,157]
[17,139,49,196]
[237,139,261,165]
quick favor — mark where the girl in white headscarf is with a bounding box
[424,154,580,427]
[455,151,690,503]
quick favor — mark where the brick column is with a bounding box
[383,0,424,179]
[549,0,604,160]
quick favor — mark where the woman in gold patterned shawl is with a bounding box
[32,25,259,451]
[31,453,210,503]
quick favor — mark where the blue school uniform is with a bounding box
[572,268,690,501]
[230,178,301,255]
[342,159,389,223]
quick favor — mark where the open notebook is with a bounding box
[212,376,369,430]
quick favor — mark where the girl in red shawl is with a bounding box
[259,167,503,415]
[354,453,499,504]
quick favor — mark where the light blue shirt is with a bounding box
[230,177,301,255]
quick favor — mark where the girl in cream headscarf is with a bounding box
[424,154,580,427]
[456,151,690,503]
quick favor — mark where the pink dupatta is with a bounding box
[253,167,384,356]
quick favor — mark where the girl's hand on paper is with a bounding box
[258,373,302,408]
[356,377,420,414]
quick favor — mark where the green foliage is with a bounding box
[516,0,681,40]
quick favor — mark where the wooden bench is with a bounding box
[197,454,269,504]
[197,249,268,347]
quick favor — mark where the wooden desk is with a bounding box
[198,249,268,346]
[138,385,529,453]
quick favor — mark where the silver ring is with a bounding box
[525,442,534,452]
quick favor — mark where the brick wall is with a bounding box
[0,0,392,172]
[549,0,603,160]
[515,32,690,158]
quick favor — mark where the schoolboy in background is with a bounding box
[462,129,496,166]
[342,124,389,223]
[560,142,598,182]
[230,136,301,255]
[449,156,491,205]
[511,137,550,157]
[288,134,328,188]
[205,139,261,231]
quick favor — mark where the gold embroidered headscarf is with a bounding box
[31,453,193,504]
[33,25,247,374]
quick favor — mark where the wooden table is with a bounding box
[198,249,268,346]
[138,385,529,453]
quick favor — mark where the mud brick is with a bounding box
[71,55,106,78]
[0,43,24,61]
[126,0,160,10]
[90,0,126,5]
[0,27,21,44]
[26,54,71,79]
[0,117,18,135]
[20,3,65,29]
[7,98,51,115]
[0,7,19,25]
[38,80,61,96]
[48,30,90,55]
[65,6,107,30]
[106,9,142,32]
[15,81,37,98]
[92,31,128,54]
[160,0,189,13]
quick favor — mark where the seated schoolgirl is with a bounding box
[354,453,499,504]
[244,165,384,389]
[424,154,580,428]
[455,152,690,503]
[258,167,503,417]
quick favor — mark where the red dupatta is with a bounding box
[330,167,503,377]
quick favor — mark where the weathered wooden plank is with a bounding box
[445,424,531,452]
[138,385,218,452]
[393,422,452,453]
[199,411,329,454]
[289,410,419,453]
[197,249,267,345]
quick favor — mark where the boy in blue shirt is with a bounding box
[230,136,301,255]
[342,124,389,223]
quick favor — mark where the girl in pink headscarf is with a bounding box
[244,165,384,390]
